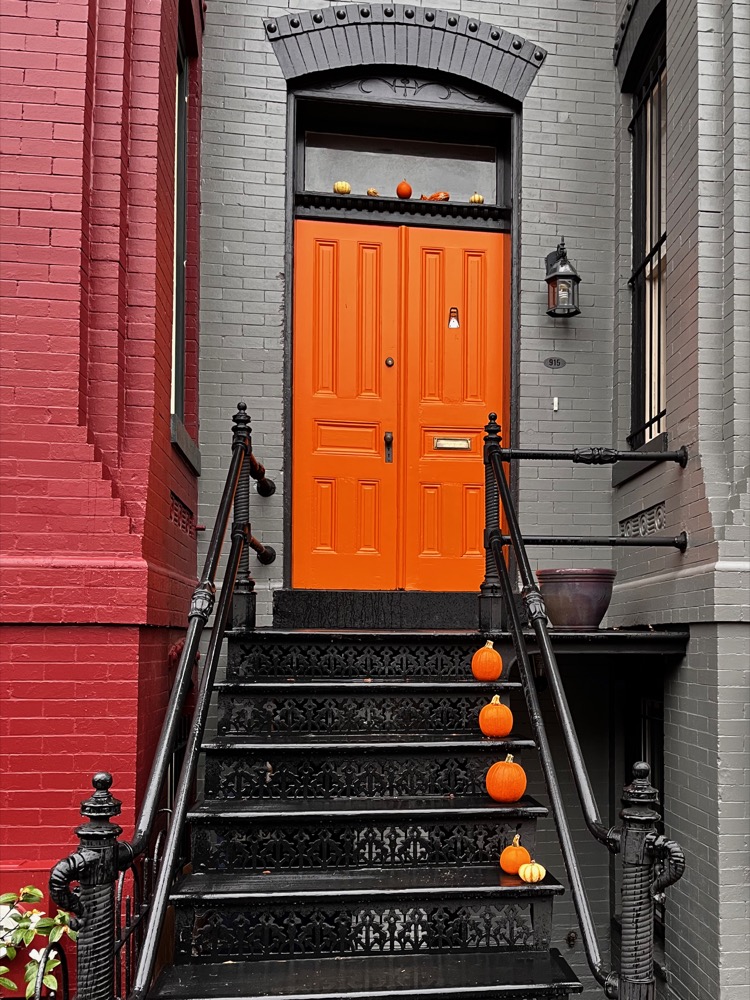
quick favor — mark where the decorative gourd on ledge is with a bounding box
[518,860,547,884]
[500,834,531,874]
[486,754,527,802]
[478,695,513,737]
[471,640,503,680]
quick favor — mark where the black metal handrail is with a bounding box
[128,510,247,997]
[481,414,686,1000]
[47,403,277,1000]
[495,443,687,467]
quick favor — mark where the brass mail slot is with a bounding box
[434,437,472,451]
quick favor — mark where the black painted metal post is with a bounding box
[479,412,503,631]
[618,762,661,1000]
[231,402,254,629]
[74,773,123,1000]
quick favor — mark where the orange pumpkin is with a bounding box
[471,641,503,681]
[396,179,412,199]
[485,754,527,802]
[478,695,513,738]
[500,834,531,874]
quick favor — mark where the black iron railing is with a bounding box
[480,413,686,1000]
[47,403,276,1000]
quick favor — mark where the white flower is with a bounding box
[28,911,44,926]
[0,945,7,959]
[28,948,44,963]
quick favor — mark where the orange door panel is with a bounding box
[292,220,509,592]
[402,228,509,591]
[292,221,400,589]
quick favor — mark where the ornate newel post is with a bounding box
[479,412,503,631]
[618,762,661,1000]
[231,402,254,630]
[48,772,123,1000]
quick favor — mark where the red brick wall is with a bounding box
[0,0,204,871]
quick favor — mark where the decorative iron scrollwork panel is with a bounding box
[182,900,544,961]
[227,640,477,681]
[218,693,492,735]
[204,752,498,801]
[192,818,537,872]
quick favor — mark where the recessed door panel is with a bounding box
[293,220,509,591]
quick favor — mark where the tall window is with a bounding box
[629,41,666,449]
[172,32,189,422]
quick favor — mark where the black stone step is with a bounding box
[150,949,582,998]
[203,735,534,801]
[271,591,481,630]
[226,631,515,683]
[188,796,547,872]
[216,681,520,736]
[171,867,563,962]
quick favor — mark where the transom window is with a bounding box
[629,42,667,449]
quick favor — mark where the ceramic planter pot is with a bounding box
[535,568,617,630]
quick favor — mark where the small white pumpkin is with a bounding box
[333,180,351,195]
[469,192,485,204]
[518,859,547,884]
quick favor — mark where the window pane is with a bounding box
[304,132,497,203]
[172,42,188,420]
[629,51,667,449]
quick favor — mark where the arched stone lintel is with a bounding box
[264,4,547,104]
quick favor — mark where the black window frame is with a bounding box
[628,36,667,450]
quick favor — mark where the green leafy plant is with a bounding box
[0,886,77,998]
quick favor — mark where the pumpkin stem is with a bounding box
[505,754,514,763]
[485,640,494,649]
[490,695,501,705]
[512,834,521,847]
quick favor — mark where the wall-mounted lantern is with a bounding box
[545,239,580,318]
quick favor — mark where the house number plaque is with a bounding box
[543,356,567,369]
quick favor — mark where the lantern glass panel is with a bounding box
[557,278,573,308]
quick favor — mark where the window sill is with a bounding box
[612,432,669,488]
[171,414,201,476]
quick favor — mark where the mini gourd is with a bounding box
[333,181,351,195]
[478,695,513,738]
[469,192,484,204]
[499,834,531,874]
[471,640,503,681]
[485,754,527,802]
[518,859,546,884]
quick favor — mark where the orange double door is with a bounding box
[292,220,509,591]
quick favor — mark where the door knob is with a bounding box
[384,431,394,463]
[385,357,395,367]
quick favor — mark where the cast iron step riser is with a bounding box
[217,690,514,737]
[226,637,508,682]
[203,749,528,801]
[174,897,555,963]
[191,816,539,872]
